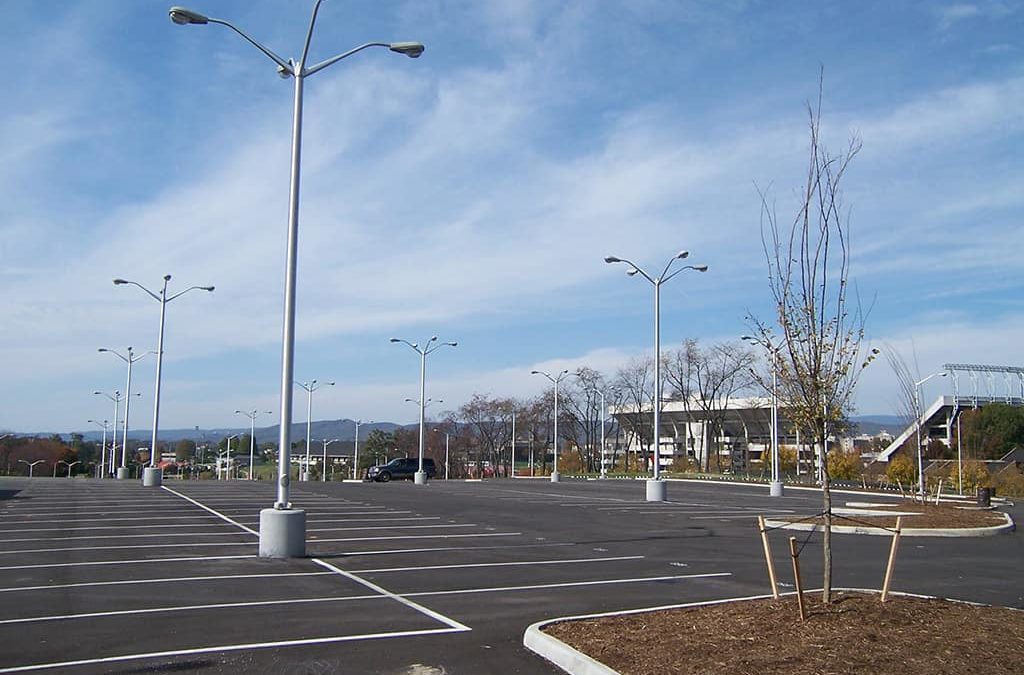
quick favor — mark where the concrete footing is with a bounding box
[550,472,561,483]
[142,467,162,486]
[414,471,427,485]
[116,468,129,480]
[646,479,667,502]
[770,480,785,497]
[259,508,306,558]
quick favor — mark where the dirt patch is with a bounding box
[544,592,1024,675]
[775,501,1007,530]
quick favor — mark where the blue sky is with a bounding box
[2,0,1022,434]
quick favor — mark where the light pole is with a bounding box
[169,2,423,559]
[94,390,128,478]
[224,434,240,480]
[914,370,948,498]
[742,336,784,497]
[510,410,516,479]
[236,409,273,480]
[352,419,371,480]
[605,250,708,502]
[391,336,457,485]
[87,419,110,479]
[58,460,80,478]
[18,459,44,478]
[320,438,339,481]
[531,369,570,482]
[99,347,153,480]
[114,275,214,487]
[296,380,334,482]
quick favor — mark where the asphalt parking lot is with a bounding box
[0,476,1020,674]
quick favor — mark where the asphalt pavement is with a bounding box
[0,476,1018,674]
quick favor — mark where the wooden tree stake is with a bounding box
[789,536,806,621]
[881,516,903,602]
[758,516,779,599]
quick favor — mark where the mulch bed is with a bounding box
[544,591,1024,675]
[777,501,1007,530]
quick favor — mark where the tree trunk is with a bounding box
[822,437,833,604]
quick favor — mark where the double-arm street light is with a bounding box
[87,419,111,479]
[236,409,273,480]
[320,438,339,481]
[94,390,138,478]
[57,460,80,478]
[605,250,708,502]
[223,434,240,480]
[114,275,213,487]
[531,369,570,482]
[391,337,457,485]
[18,459,44,478]
[914,370,948,498]
[169,1,423,558]
[742,335,784,497]
[99,347,153,479]
[296,380,334,482]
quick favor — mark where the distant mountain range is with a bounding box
[849,415,906,436]
[72,419,404,445]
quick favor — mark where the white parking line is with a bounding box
[312,558,471,632]
[338,542,577,556]
[308,524,475,533]
[0,541,255,555]
[161,486,258,535]
[0,522,245,534]
[311,532,520,544]
[0,627,466,674]
[0,554,256,572]
[402,572,732,598]
[0,571,333,593]
[0,531,253,544]
[351,555,645,573]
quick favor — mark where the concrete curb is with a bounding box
[763,511,1015,537]
[524,589,1017,674]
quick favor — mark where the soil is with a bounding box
[544,591,1024,675]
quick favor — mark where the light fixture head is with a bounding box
[741,335,754,341]
[604,256,621,264]
[113,278,127,285]
[389,338,400,343]
[676,250,690,260]
[202,286,215,292]
[169,6,209,25]
[163,274,172,281]
[627,268,638,276]
[446,341,458,347]
[98,348,107,352]
[389,42,424,58]
[530,370,541,375]
[693,265,709,272]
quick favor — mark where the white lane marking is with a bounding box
[312,532,521,544]
[0,592,389,625]
[0,555,256,572]
[0,515,231,525]
[352,555,644,573]
[0,531,253,544]
[305,517,440,524]
[339,542,576,556]
[0,627,465,674]
[0,541,255,555]
[400,572,732,598]
[0,523,247,534]
[312,558,471,631]
[161,486,259,535]
[476,487,634,503]
[308,524,475,533]
[0,572,333,593]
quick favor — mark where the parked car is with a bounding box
[366,457,437,482]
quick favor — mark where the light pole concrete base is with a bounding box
[646,479,667,502]
[550,472,560,483]
[414,471,427,485]
[142,467,162,487]
[301,472,310,482]
[259,508,306,558]
[769,480,785,497]
[116,468,129,480]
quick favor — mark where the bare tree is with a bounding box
[882,343,919,431]
[689,340,757,472]
[612,356,655,472]
[747,76,876,604]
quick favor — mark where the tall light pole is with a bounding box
[236,409,273,480]
[58,460,80,478]
[391,336,457,485]
[223,434,240,480]
[114,275,213,487]
[296,380,334,482]
[352,419,371,480]
[914,370,948,498]
[87,419,110,479]
[94,390,126,478]
[99,347,153,480]
[320,438,339,481]
[742,336,784,497]
[605,250,708,502]
[18,459,44,478]
[531,369,570,482]
[169,2,423,559]
[510,410,516,479]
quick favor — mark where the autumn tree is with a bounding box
[747,77,875,604]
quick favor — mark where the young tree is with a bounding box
[612,356,655,472]
[747,77,875,604]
